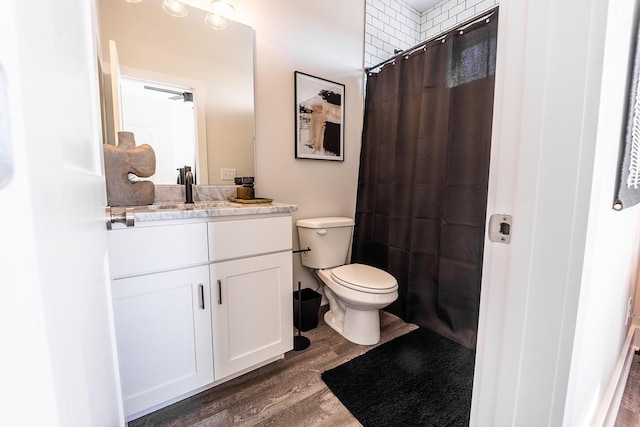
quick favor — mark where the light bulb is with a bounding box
[204,13,228,30]
[210,0,235,18]
[162,0,188,17]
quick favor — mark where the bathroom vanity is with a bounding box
[107,201,296,420]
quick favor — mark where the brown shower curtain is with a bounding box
[352,12,498,349]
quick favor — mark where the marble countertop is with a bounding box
[110,200,297,223]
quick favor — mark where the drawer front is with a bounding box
[208,216,292,261]
[108,222,209,278]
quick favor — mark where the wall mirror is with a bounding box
[120,76,198,184]
[97,0,255,185]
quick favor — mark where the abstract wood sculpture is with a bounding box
[103,131,156,207]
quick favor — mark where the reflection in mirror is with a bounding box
[98,0,255,185]
[120,77,196,184]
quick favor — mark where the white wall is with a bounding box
[239,0,366,290]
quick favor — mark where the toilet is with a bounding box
[296,217,398,345]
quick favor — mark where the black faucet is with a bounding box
[185,170,194,204]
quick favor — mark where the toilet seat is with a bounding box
[330,264,398,294]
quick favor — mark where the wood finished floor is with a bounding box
[125,309,640,427]
[616,352,640,427]
[128,306,417,427]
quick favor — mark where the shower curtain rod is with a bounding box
[365,6,498,74]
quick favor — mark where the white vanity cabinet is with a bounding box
[107,212,294,420]
[108,222,213,418]
[208,216,293,379]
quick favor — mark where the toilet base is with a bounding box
[324,307,381,345]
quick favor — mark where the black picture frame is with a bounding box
[294,71,345,161]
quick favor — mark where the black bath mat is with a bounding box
[321,328,475,426]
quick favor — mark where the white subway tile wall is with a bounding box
[365,0,499,69]
[365,0,421,69]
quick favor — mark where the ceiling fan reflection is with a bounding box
[143,85,193,102]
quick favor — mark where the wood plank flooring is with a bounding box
[616,352,640,426]
[129,306,417,427]
[126,308,640,426]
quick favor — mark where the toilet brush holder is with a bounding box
[293,281,311,351]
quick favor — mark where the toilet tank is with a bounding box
[296,217,355,269]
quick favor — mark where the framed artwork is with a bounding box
[294,71,345,161]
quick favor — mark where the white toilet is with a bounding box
[296,217,398,345]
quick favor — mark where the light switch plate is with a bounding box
[220,168,236,180]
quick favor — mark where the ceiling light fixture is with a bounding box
[204,12,228,30]
[210,0,235,18]
[162,0,189,18]
[128,0,236,30]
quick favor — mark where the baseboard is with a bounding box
[601,323,638,426]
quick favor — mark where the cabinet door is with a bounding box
[112,265,214,418]
[210,251,293,379]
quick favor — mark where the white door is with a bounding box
[0,1,123,426]
[472,0,624,425]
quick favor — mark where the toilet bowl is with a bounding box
[296,217,398,345]
[315,264,398,345]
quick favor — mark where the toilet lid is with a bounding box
[330,264,398,293]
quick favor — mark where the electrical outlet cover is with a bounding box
[220,168,236,180]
